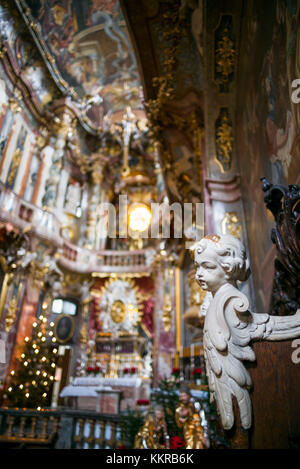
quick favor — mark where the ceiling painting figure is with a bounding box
[27,0,143,126]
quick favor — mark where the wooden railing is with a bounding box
[0,407,125,449]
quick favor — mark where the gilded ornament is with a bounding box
[45,53,55,65]
[221,212,241,239]
[5,297,18,332]
[7,149,21,186]
[0,271,13,322]
[29,260,49,289]
[183,269,210,333]
[8,97,22,114]
[58,78,68,88]
[162,293,172,332]
[144,3,203,201]
[175,385,206,449]
[98,277,143,336]
[36,134,46,150]
[0,47,7,59]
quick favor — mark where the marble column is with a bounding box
[153,262,176,385]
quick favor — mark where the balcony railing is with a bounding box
[0,407,125,449]
[0,183,62,245]
[0,182,153,274]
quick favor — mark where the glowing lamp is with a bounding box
[128,203,151,233]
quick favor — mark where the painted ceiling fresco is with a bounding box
[26,0,144,126]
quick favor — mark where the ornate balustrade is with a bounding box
[0,182,153,274]
[94,249,150,274]
[58,243,151,274]
[0,407,125,449]
[0,183,61,244]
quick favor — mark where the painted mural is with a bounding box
[0,3,59,111]
[27,0,143,125]
[236,0,300,312]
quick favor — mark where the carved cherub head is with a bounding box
[194,234,250,295]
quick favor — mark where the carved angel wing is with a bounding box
[203,283,300,430]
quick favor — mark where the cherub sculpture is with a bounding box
[194,234,300,431]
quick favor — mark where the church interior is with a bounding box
[0,0,299,450]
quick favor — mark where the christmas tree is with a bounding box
[6,310,58,409]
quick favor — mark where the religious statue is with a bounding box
[134,405,169,449]
[64,181,81,215]
[194,234,300,431]
[175,384,206,449]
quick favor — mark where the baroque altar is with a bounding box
[60,276,152,412]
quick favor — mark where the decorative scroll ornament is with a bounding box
[194,234,300,430]
[99,278,142,336]
[215,107,233,172]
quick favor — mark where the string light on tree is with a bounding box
[6,303,58,409]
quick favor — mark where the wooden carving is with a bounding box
[261,177,300,315]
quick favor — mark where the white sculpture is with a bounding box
[65,181,81,215]
[41,254,63,277]
[199,290,212,318]
[142,341,153,378]
[80,281,92,303]
[17,249,37,268]
[194,234,300,430]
